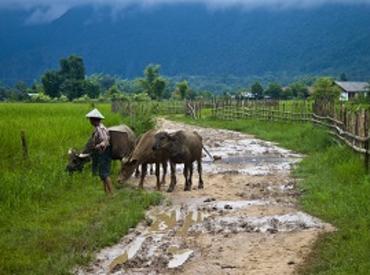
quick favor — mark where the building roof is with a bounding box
[335,81,369,93]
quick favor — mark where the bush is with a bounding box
[133,92,151,102]
[59,95,69,102]
[129,111,155,136]
[312,77,340,102]
[30,93,52,103]
[73,94,91,103]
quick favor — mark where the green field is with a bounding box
[171,114,370,274]
[0,103,161,274]
[1,102,370,274]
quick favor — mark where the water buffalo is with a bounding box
[118,129,169,190]
[66,124,136,174]
[153,130,204,192]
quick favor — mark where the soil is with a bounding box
[76,119,334,275]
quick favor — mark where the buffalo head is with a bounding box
[117,156,138,184]
[66,148,91,174]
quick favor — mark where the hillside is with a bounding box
[1,3,370,85]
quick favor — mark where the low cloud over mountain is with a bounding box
[2,0,370,23]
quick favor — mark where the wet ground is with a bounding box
[76,119,333,275]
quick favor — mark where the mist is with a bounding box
[1,0,370,23]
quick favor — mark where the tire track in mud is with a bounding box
[76,119,334,275]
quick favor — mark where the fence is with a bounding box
[111,99,213,120]
[111,98,370,170]
[211,99,370,171]
[212,100,312,122]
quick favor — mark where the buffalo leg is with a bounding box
[161,161,167,185]
[184,163,191,191]
[155,162,161,191]
[197,159,204,189]
[150,164,154,175]
[135,167,140,178]
[139,163,147,189]
[167,162,176,193]
[188,163,194,190]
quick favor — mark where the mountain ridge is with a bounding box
[1,4,370,85]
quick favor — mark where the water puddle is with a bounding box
[168,249,194,269]
[149,210,177,232]
[109,252,128,271]
[108,236,146,271]
[192,212,325,234]
[201,200,268,211]
[177,211,205,237]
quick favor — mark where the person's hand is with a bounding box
[95,143,105,152]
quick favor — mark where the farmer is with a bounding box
[86,108,113,195]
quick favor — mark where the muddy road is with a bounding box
[77,119,333,275]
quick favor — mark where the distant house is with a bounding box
[241,92,255,99]
[334,81,369,101]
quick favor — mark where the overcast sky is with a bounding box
[2,0,370,24]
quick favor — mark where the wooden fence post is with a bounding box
[354,111,359,148]
[365,110,369,173]
[21,130,28,160]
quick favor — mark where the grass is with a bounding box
[170,114,370,274]
[0,103,161,274]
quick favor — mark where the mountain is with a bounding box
[1,4,370,85]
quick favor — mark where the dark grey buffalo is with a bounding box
[152,130,204,192]
[118,129,169,190]
[66,124,136,174]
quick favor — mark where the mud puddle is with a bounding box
[76,119,333,275]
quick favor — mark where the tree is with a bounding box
[288,82,309,99]
[280,88,293,100]
[0,82,7,101]
[41,55,89,100]
[265,83,283,99]
[42,70,63,98]
[88,74,116,92]
[251,82,264,99]
[60,55,85,80]
[83,80,101,98]
[139,64,167,100]
[106,85,122,99]
[197,90,213,100]
[152,77,166,100]
[176,80,190,100]
[312,77,340,102]
[60,79,85,100]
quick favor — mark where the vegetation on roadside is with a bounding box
[170,114,370,274]
[0,103,161,274]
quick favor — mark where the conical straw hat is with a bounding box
[86,108,105,119]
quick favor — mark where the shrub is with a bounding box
[73,94,91,103]
[30,93,52,103]
[133,92,151,102]
[59,95,69,102]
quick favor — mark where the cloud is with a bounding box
[1,0,370,23]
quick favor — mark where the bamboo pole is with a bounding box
[21,130,28,160]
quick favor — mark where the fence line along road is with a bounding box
[211,99,370,171]
[111,99,370,171]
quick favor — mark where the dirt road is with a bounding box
[77,119,333,275]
